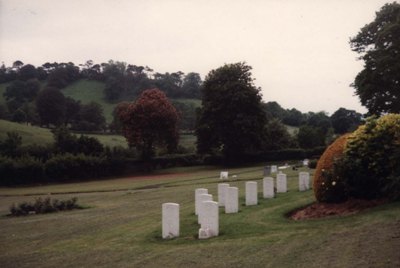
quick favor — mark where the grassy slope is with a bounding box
[0,119,196,149]
[0,119,127,148]
[62,80,202,124]
[62,80,116,124]
[0,164,398,267]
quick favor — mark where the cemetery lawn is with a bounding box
[0,164,399,267]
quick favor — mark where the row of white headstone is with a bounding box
[162,171,311,239]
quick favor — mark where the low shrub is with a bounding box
[342,114,400,200]
[313,134,349,203]
[44,154,109,181]
[9,197,80,216]
[0,155,44,185]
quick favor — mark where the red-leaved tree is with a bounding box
[117,89,179,159]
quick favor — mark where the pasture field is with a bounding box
[0,164,399,267]
[0,119,196,149]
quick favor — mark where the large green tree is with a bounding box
[117,89,179,159]
[196,62,267,161]
[350,2,400,114]
[330,107,362,134]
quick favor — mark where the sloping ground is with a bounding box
[61,80,116,123]
[0,165,399,267]
[0,119,127,148]
[0,119,53,146]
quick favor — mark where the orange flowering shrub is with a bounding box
[313,134,350,203]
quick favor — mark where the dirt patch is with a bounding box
[289,198,388,220]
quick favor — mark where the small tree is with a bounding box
[117,89,179,159]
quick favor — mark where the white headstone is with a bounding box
[245,181,258,206]
[277,173,287,193]
[218,183,229,207]
[303,159,309,166]
[198,194,213,224]
[198,201,219,239]
[225,186,239,214]
[162,203,179,239]
[263,177,275,198]
[220,171,229,180]
[299,172,310,191]
[195,188,208,215]
[271,165,278,173]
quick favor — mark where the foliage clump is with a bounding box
[117,88,179,159]
[9,197,80,216]
[343,114,400,200]
[313,114,400,203]
[313,134,349,203]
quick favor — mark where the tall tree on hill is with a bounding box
[330,107,362,134]
[350,2,400,114]
[196,62,267,162]
[182,72,202,98]
[36,87,66,126]
[117,89,179,159]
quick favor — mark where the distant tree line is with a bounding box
[0,60,202,131]
[263,101,363,149]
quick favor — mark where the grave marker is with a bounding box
[198,194,213,224]
[218,183,229,207]
[263,177,275,198]
[198,201,219,239]
[245,181,258,206]
[225,186,239,213]
[277,173,287,193]
[195,188,208,215]
[220,171,229,180]
[299,172,310,191]
[162,203,179,239]
[271,165,278,173]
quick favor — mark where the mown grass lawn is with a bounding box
[0,163,399,267]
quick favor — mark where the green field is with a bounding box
[0,164,398,267]
[62,80,117,123]
[0,119,196,149]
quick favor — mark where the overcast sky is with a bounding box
[0,0,391,114]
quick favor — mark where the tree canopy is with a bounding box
[117,89,179,159]
[196,62,267,161]
[350,2,400,114]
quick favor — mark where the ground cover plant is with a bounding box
[9,197,81,216]
[0,163,399,267]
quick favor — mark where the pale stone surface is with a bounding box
[220,171,229,180]
[198,201,219,239]
[303,159,309,166]
[277,173,287,193]
[162,203,179,239]
[299,172,310,191]
[263,177,275,198]
[225,187,239,213]
[218,183,229,207]
[271,165,278,173]
[195,188,208,215]
[198,194,213,224]
[245,181,258,206]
